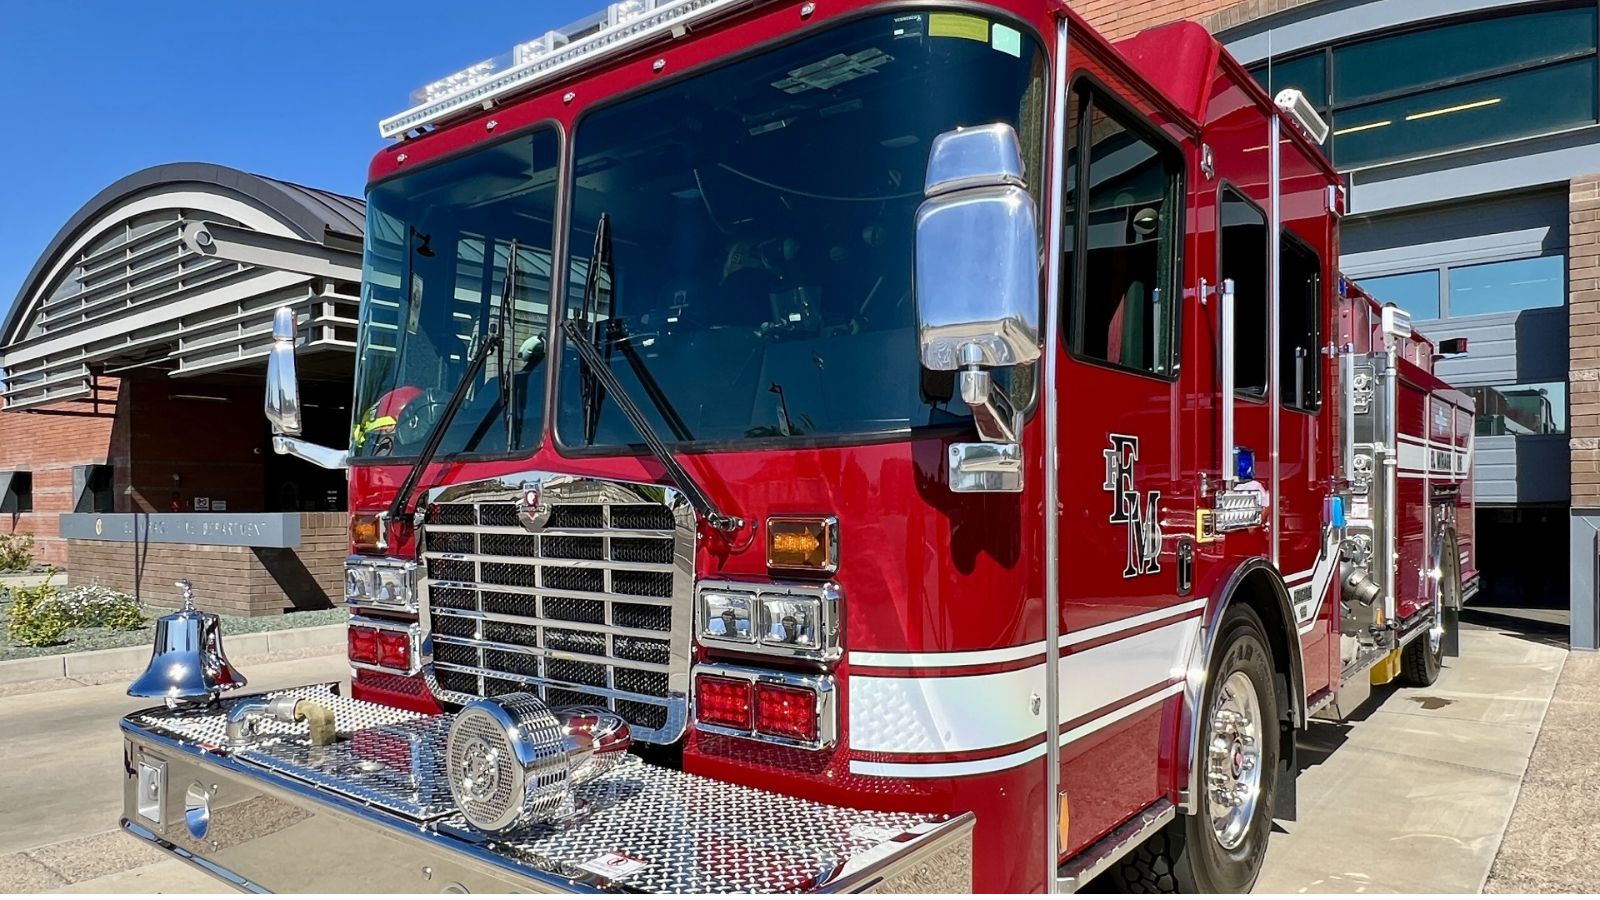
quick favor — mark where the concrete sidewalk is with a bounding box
[1485,648,1600,892]
[1255,622,1567,893]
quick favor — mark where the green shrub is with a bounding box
[6,581,146,647]
[0,532,33,572]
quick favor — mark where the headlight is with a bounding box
[700,590,755,642]
[344,557,419,613]
[696,580,840,661]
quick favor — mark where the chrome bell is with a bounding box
[128,580,248,706]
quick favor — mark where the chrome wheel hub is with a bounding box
[1205,670,1264,850]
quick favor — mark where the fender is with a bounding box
[1176,556,1304,815]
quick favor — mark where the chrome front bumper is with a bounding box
[120,685,972,893]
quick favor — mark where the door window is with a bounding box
[1065,86,1183,377]
[1219,188,1268,397]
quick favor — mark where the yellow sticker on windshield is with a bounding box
[929,12,989,43]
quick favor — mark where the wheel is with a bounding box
[1400,537,1458,686]
[1113,604,1280,893]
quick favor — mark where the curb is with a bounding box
[0,623,345,686]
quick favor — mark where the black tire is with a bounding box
[1113,604,1280,894]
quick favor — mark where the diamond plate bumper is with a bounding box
[120,685,973,893]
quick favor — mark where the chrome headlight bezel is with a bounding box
[695,579,841,662]
[344,556,420,613]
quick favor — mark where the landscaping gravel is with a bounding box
[0,593,348,661]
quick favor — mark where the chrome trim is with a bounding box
[764,516,840,574]
[1269,109,1282,568]
[417,471,694,746]
[344,555,421,614]
[271,434,349,470]
[692,663,838,751]
[1042,12,1071,889]
[695,579,843,663]
[349,616,423,677]
[1058,799,1176,892]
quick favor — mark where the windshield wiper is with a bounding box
[498,239,520,451]
[567,214,742,534]
[386,321,502,525]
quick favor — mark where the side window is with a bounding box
[1068,86,1182,376]
[1281,235,1323,411]
[1219,188,1268,396]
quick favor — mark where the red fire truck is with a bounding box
[122,0,1478,893]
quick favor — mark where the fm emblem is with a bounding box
[1104,434,1163,578]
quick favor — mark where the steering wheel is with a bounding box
[394,387,447,448]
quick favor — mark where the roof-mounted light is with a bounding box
[1274,88,1330,145]
[380,0,746,140]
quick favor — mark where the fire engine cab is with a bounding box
[120,0,1477,893]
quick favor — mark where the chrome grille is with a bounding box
[419,473,693,744]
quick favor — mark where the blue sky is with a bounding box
[0,0,596,321]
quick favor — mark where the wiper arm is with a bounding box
[564,320,742,534]
[566,211,740,534]
[386,322,502,525]
[498,239,521,451]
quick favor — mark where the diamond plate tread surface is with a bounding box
[444,755,939,893]
[130,688,949,894]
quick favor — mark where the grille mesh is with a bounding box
[421,482,688,744]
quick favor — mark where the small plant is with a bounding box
[6,579,146,647]
[0,532,33,572]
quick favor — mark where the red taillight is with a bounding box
[377,629,412,671]
[348,625,379,665]
[695,675,753,730]
[755,682,818,743]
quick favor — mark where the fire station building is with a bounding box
[1074,0,1600,649]
[0,164,362,615]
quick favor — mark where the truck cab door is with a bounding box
[1052,80,1199,858]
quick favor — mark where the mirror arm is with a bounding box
[272,435,349,470]
[958,343,1021,444]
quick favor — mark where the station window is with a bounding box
[1219,188,1269,397]
[1360,271,1440,320]
[1065,86,1183,377]
[1249,3,1600,169]
[0,472,33,515]
[1358,253,1565,321]
[1280,234,1323,412]
[74,464,114,513]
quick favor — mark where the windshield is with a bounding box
[556,11,1045,450]
[353,128,560,460]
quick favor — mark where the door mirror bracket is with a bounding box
[265,306,347,471]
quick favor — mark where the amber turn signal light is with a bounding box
[350,514,385,553]
[766,516,837,573]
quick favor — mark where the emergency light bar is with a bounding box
[378,0,749,139]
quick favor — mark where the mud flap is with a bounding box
[1442,605,1460,658]
[1274,723,1298,822]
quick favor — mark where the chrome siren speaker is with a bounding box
[128,580,247,705]
[445,693,631,833]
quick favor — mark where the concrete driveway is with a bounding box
[0,654,347,892]
[0,622,1575,893]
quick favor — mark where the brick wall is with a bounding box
[1076,0,1324,42]
[1571,175,1600,507]
[66,512,345,616]
[0,377,120,565]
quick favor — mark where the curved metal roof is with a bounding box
[2,162,363,346]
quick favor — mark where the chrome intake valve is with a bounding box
[445,693,631,834]
[127,580,247,706]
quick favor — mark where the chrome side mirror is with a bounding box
[266,306,304,437]
[914,124,1040,492]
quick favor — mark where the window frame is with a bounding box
[1216,183,1271,404]
[1246,0,1600,169]
[1279,228,1325,415]
[1353,249,1568,322]
[1062,74,1188,384]
[1,471,33,515]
